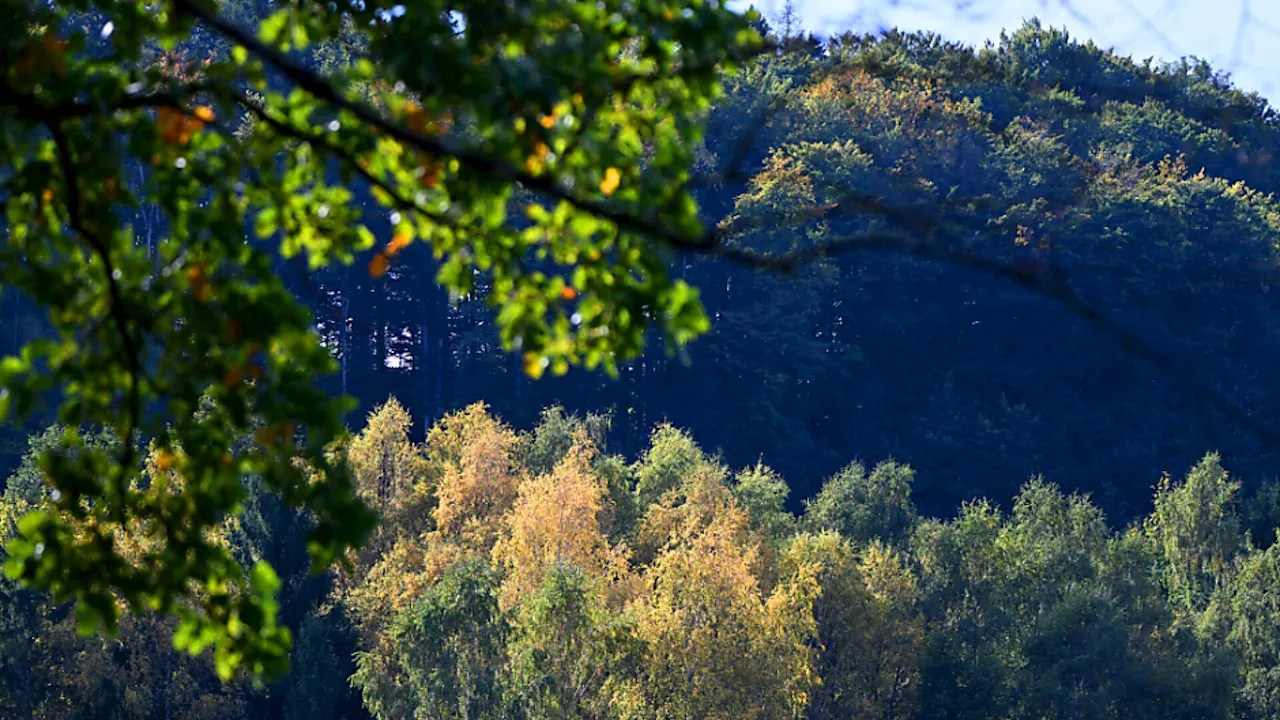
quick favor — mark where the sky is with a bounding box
[737,0,1280,101]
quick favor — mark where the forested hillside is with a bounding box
[8,1,1280,717]
[8,17,1275,520]
[295,18,1280,518]
[6,399,1280,719]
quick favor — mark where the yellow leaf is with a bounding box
[600,167,621,196]
[522,352,546,379]
[193,106,215,123]
[525,147,547,175]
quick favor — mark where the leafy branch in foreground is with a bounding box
[0,0,759,679]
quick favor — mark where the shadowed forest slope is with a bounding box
[329,21,1280,517]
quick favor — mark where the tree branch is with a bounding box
[46,121,143,514]
[173,0,712,249]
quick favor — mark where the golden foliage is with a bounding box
[493,434,617,608]
[781,533,924,720]
[632,505,817,720]
[432,404,522,551]
[347,398,422,515]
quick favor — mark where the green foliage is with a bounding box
[731,461,796,542]
[0,0,759,679]
[506,564,635,720]
[519,405,611,478]
[804,460,917,546]
[1206,542,1280,718]
[632,423,709,511]
[355,559,510,720]
[281,612,355,720]
[1146,453,1244,616]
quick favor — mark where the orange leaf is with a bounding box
[369,253,389,278]
[155,451,175,472]
[560,286,578,301]
[421,156,443,188]
[157,106,207,145]
[387,232,411,257]
[157,106,184,144]
[523,352,546,379]
[526,145,549,175]
[188,265,211,303]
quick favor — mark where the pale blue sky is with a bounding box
[736,0,1280,101]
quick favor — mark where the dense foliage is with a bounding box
[9,0,1280,702]
[0,0,758,674]
[7,400,1280,719]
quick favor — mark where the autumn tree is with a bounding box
[783,532,923,720]
[632,496,816,720]
[493,433,618,608]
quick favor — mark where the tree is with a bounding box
[632,423,711,512]
[804,460,917,547]
[731,462,796,543]
[493,433,617,608]
[781,532,923,720]
[0,0,761,677]
[1145,453,1244,617]
[353,560,511,720]
[506,565,636,720]
[346,397,432,571]
[1205,541,1280,718]
[432,404,523,553]
[632,497,816,720]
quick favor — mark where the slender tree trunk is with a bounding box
[19,637,33,720]
[341,267,351,405]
